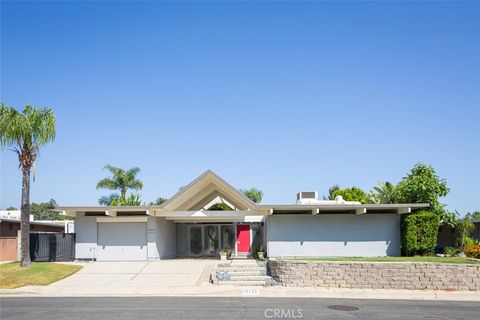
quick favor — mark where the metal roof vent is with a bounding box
[297,192,318,205]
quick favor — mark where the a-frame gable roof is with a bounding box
[160,170,258,211]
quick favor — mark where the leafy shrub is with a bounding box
[443,246,459,257]
[463,237,476,249]
[207,203,232,211]
[464,245,480,259]
[111,193,141,206]
[455,218,475,250]
[253,244,265,259]
[401,211,439,256]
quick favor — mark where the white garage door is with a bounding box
[97,223,147,261]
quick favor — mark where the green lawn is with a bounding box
[0,262,82,289]
[288,256,480,264]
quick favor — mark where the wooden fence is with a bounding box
[0,237,18,261]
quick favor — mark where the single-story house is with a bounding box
[57,170,428,261]
[0,218,66,237]
[0,210,74,236]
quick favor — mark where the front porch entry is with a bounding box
[236,224,250,256]
[175,222,262,257]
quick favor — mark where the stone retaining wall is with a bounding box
[268,260,480,291]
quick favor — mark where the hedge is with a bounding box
[401,210,439,256]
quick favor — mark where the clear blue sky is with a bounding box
[1,1,479,214]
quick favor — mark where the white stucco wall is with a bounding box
[267,214,400,257]
[147,217,176,259]
[74,216,97,259]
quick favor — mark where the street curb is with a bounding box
[1,287,479,301]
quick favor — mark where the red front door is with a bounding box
[236,224,250,253]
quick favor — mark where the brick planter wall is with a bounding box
[268,260,480,291]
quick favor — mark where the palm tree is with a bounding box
[0,104,56,267]
[148,197,167,206]
[371,181,397,204]
[324,184,340,200]
[96,165,143,200]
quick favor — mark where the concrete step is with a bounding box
[230,263,259,267]
[218,280,266,286]
[230,259,257,264]
[216,267,265,272]
[216,269,264,274]
[229,275,270,281]
[217,266,265,271]
[227,270,266,276]
[218,264,263,268]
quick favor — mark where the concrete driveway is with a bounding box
[26,259,219,296]
[56,260,215,287]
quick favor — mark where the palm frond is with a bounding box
[96,178,119,190]
[103,164,124,176]
[129,180,143,191]
[126,167,141,177]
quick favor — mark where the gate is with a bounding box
[30,233,75,262]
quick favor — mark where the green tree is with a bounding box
[465,211,480,220]
[149,197,167,206]
[5,207,17,210]
[370,181,397,204]
[240,187,263,204]
[396,163,450,220]
[331,186,372,204]
[96,165,143,203]
[31,199,71,221]
[0,104,56,267]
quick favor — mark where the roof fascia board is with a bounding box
[155,210,267,218]
[397,207,411,214]
[161,170,257,211]
[356,208,367,215]
[96,216,148,223]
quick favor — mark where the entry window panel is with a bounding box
[204,225,219,255]
[176,224,188,256]
[221,225,235,251]
[251,223,263,251]
[189,226,202,255]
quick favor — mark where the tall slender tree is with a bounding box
[0,104,56,267]
[96,165,143,202]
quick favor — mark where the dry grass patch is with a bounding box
[0,262,82,289]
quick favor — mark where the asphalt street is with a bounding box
[1,297,478,320]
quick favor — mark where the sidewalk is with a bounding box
[1,284,479,301]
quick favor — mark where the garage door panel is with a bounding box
[97,223,147,261]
